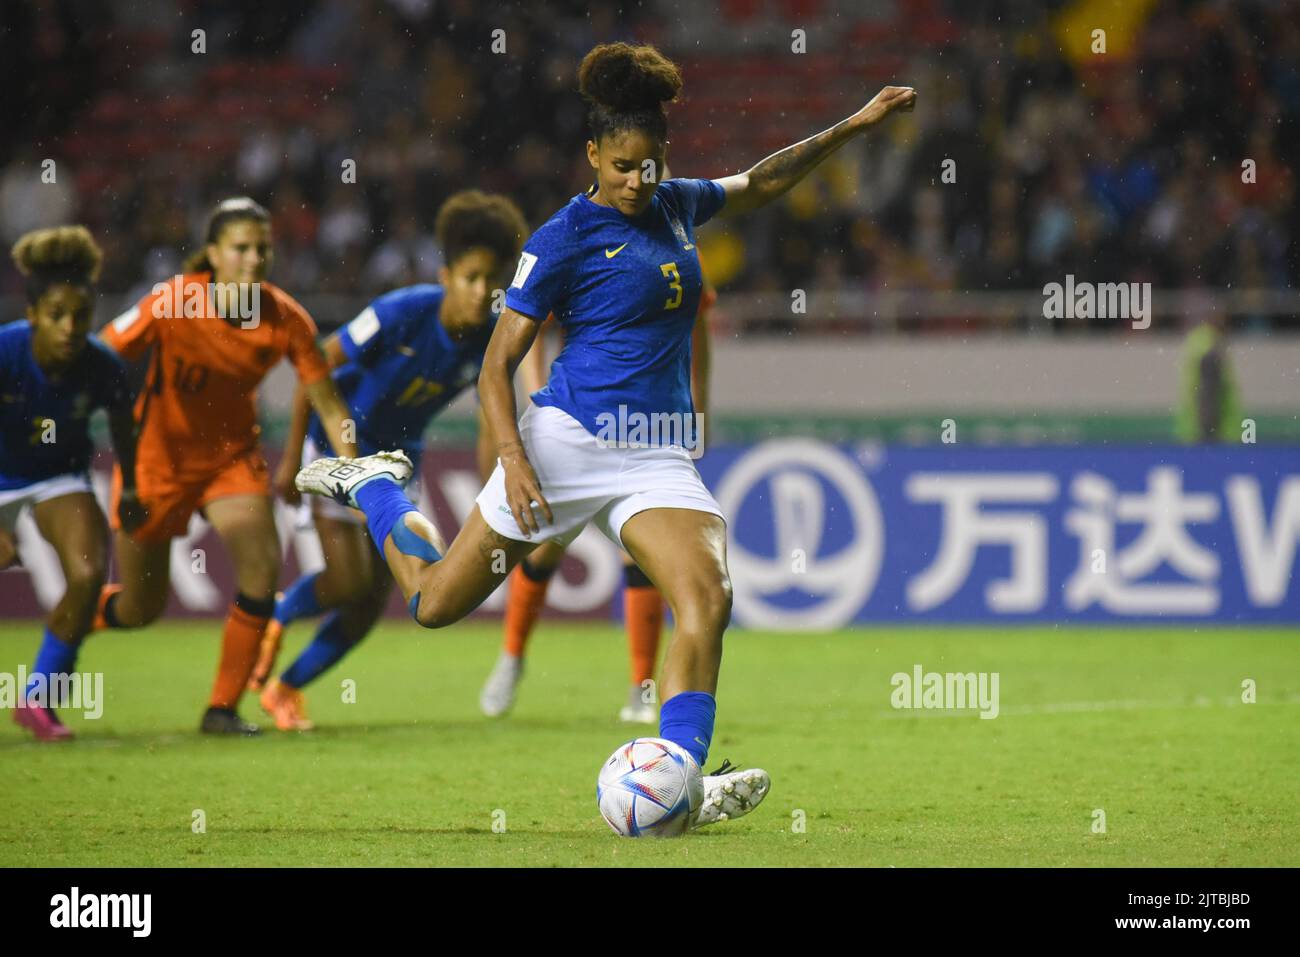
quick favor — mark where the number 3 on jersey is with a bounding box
[660,262,683,310]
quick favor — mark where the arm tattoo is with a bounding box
[747,117,857,203]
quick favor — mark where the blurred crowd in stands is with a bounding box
[1,0,1296,331]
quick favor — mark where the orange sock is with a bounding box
[92,584,124,632]
[209,601,269,709]
[624,586,664,686]
[503,563,551,658]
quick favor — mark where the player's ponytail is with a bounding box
[578,42,682,144]
[11,225,103,305]
[182,196,271,274]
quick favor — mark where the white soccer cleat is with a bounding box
[690,760,771,829]
[618,685,657,724]
[480,652,523,717]
[295,450,413,510]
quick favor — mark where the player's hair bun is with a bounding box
[578,42,682,115]
[11,225,103,283]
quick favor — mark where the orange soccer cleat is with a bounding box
[258,678,314,732]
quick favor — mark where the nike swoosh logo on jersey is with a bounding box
[605,243,629,259]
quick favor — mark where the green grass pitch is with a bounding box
[1,620,1296,866]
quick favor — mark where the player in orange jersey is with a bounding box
[479,275,715,722]
[93,197,358,735]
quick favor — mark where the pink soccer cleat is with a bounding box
[13,705,74,741]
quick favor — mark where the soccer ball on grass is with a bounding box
[597,737,703,838]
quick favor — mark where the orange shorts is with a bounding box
[111,448,271,543]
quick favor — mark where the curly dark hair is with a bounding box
[578,42,682,145]
[11,225,103,305]
[434,190,528,268]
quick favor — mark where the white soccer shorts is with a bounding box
[475,403,725,548]
[0,473,96,533]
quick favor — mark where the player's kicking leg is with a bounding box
[299,451,768,829]
[295,451,533,628]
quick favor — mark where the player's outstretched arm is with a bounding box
[713,85,916,217]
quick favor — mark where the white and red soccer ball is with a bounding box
[597,737,703,838]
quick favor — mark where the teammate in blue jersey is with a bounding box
[1,226,144,741]
[252,190,527,730]
[297,42,916,826]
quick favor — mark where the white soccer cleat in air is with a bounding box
[618,685,657,724]
[295,450,414,509]
[690,760,771,829]
[480,652,524,717]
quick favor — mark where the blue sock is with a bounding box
[280,612,358,689]
[355,479,440,625]
[275,571,323,625]
[659,691,716,768]
[355,479,429,558]
[26,627,79,703]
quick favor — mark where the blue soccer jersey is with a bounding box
[307,285,492,458]
[0,319,131,491]
[504,177,726,442]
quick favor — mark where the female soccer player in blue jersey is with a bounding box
[478,273,716,724]
[298,42,915,826]
[251,190,527,731]
[1,226,143,741]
